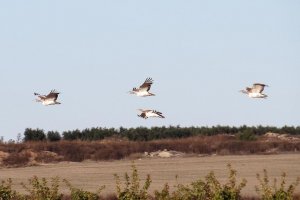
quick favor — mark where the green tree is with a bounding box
[47,131,61,142]
[24,128,46,142]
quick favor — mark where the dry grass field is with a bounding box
[0,153,299,197]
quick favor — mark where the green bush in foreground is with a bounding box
[114,164,152,200]
[0,178,18,200]
[206,163,247,200]
[255,169,300,200]
[0,164,299,200]
[21,176,62,200]
[155,164,247,200]
[63,179,105,200]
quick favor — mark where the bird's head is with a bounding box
[239,90,248,94]
[128,91,135,94]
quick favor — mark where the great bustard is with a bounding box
[137,109,165,119]
[240,83,269,98]
[129,78,155,97]
[34,90,61,105]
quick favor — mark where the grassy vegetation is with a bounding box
[1,127,299,199]
[0,134,299,167]
[0,164,299,200]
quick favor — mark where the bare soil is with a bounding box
[1,153,299,197]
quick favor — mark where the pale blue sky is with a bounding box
[0,1,299,140]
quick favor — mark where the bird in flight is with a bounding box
[34,90,61,106]
[137,109,165,119]
[240,83,269,98]
[129,77,155,97]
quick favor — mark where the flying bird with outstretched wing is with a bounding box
[129,77,155,97]
[34,90,61,106]
[137,109,165,119]
[240,83,268,98]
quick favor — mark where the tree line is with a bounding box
[22,125,300,142]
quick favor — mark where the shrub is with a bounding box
[154,183,172,200]
[2,152,31,167]
[155,164,247,200]
[255,169,300,200]
[60,142,86,162]
[205,163,247,199]
[114,163,152,200]
[1,135,300,165]
[0,178,18,200]
[35,151,62,163]
[171,178,210,200]
[21,176,63,200]
[63,179,105,200]
[238,130,257,141]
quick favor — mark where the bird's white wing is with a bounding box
[138,109,152,113]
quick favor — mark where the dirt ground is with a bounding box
[1,153,299,197]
